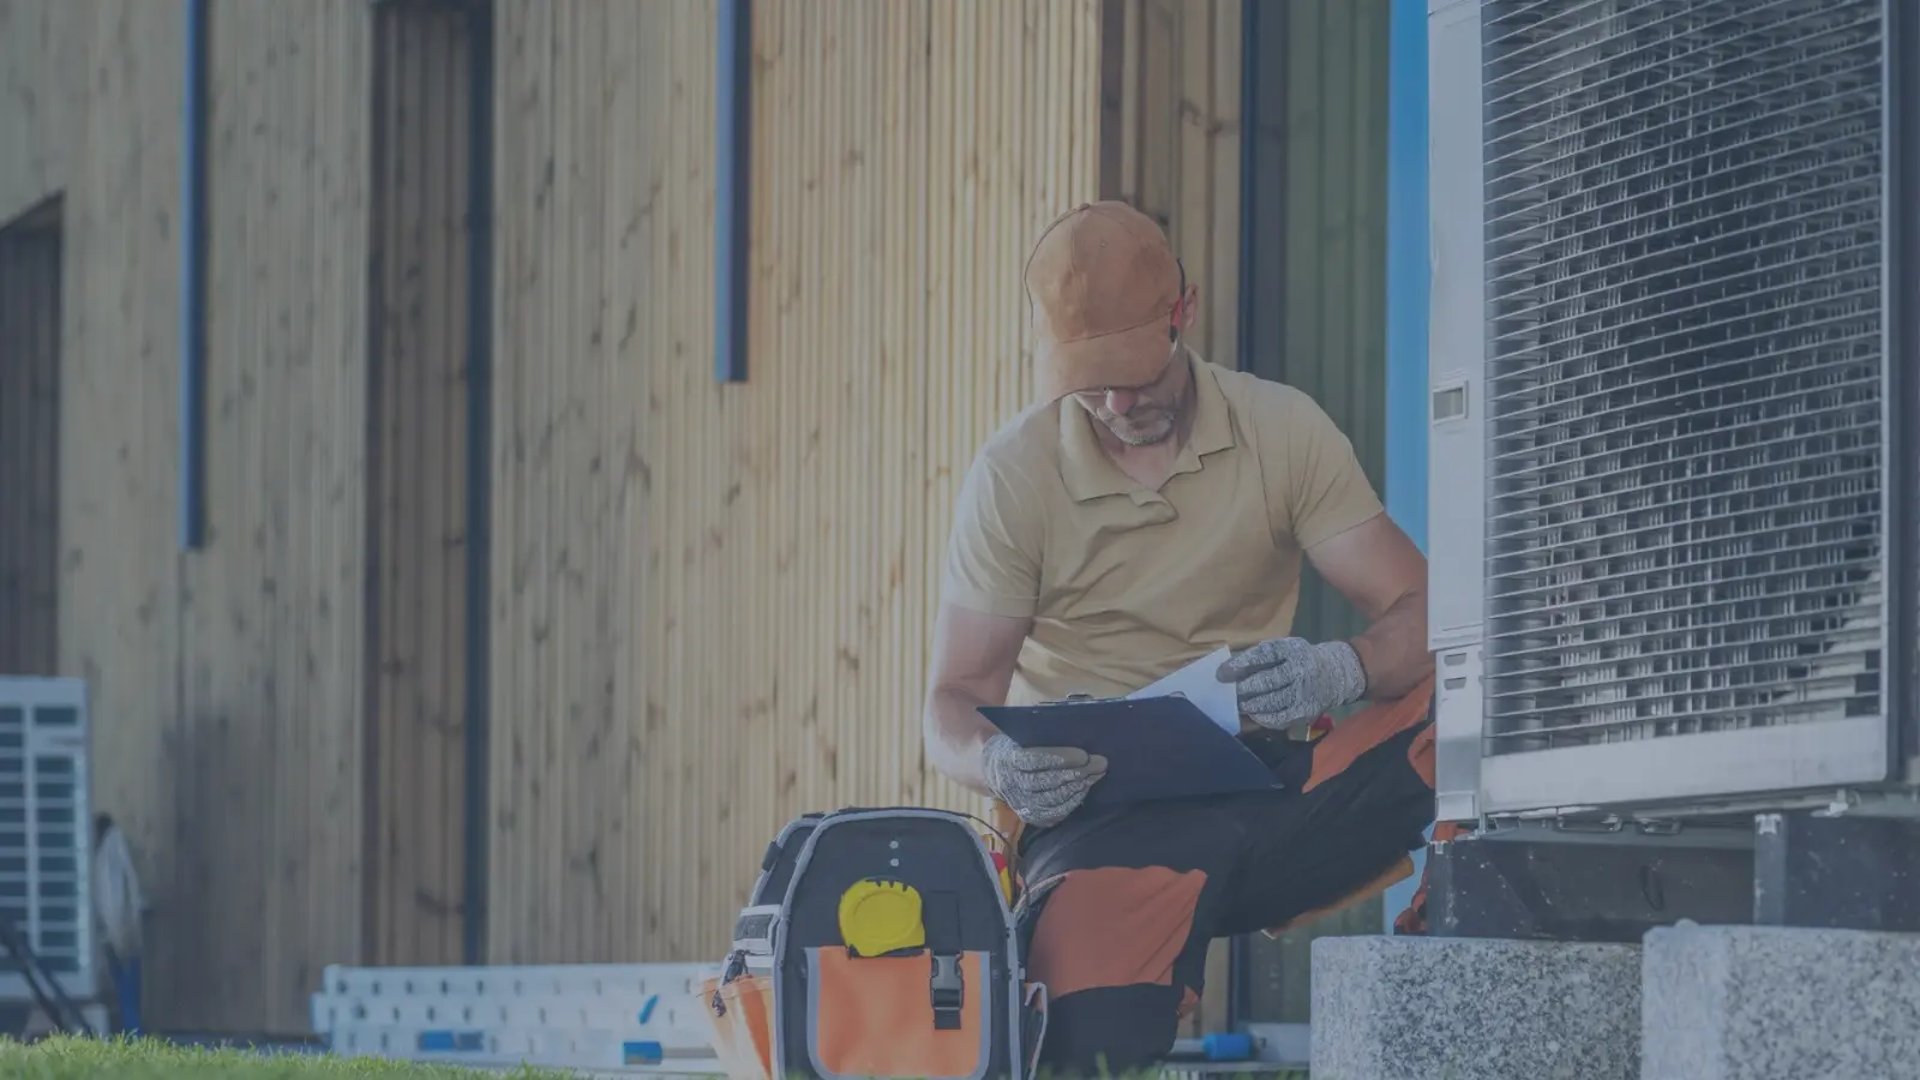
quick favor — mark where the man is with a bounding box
[922,201,1437,1073]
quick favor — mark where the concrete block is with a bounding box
[1642,924,1920,1080]
[1311,935,1640,1080]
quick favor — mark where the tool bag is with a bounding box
[701,807,1043,1080]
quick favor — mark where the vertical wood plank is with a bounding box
[1208,0,1242,368]
[367,1,470,966]
[1284,0,1324,388]
[1175,0,1210,349]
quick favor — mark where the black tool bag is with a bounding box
[703,807,1043,1080]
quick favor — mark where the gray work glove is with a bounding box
[1216,637,1367,731]
[981,733,1107,828]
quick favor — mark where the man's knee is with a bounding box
[1024,865,1207,999]
[1019,863,1216,1073]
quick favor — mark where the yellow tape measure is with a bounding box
[837,878,926,957]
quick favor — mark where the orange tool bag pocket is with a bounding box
[701,960,775,1080]
[699,808,1040,1079]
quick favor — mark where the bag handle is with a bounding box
[732,904,782,960]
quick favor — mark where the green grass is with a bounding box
[0,1036,576,1078]
[0,1035,1310,1079]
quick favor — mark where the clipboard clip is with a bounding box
[1043,690,1194,707]
[1041,693,1114,707]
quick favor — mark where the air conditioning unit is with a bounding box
[0,677,93,1002]
[1426,0,1917,825]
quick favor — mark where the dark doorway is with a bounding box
[364,0,492,967]
[0,198,64,677]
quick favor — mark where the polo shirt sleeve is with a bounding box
[941,453,1043,619]
[1271,388,1385,551]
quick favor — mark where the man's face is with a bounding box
[1072,342,1190,446]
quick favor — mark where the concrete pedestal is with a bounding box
[1642,924,1920,1080]
[1310,936,1641,1080]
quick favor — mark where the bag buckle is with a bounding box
[929,952,964,1030]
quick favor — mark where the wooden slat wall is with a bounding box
[365,0,471,969]
[487,0,1104,965]
[2,0,375,1033]
[1099,0,1241,368]
[30,0,191,1033]
[5,0,1112,1031]
[0,207,62,677]
[0,2,84,225]
[171,0,372,1031]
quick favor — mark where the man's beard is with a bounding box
[1098,408,1177,446]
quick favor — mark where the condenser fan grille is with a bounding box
[1480,0,1886,751]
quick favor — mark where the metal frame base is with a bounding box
[1426,825,1754,943]
[1427,803,1920,943]
[1755,811,1920,932]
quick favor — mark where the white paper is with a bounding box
[1126,646,1240,735]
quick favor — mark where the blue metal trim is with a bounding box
[179,0,209,549]
[1381,0,1431,932]
[714,0,751,384]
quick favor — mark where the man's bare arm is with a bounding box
[1305,512,1433,700]
[922,602,1033,795]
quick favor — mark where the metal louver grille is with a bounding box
[0,692,89,989]
[1481,0,1887,751]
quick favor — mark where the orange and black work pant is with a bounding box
[1015,681,1437,1076]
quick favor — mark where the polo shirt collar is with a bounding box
[1057,348,1237,502]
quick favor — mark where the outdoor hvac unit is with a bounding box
[1426,0,1918,822]
[0,678,93,1000]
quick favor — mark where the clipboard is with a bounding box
[978,694,1282,807]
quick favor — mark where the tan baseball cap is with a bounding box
[1023,201,1183,402]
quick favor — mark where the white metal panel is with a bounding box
[1479,713,1889,814]
[1425,0,1489,654]
[1454,0,1903,813]
[1428,0,1489,822]
[1433,647,1486,823]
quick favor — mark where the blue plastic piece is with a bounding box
[415,1030,485,1053]
[1202,1032,1255,1062]
[637,993,659,1025]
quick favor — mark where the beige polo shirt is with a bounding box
[942,350,1384,706]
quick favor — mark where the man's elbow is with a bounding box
[920,687,968,775]
[920,706,953,778]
